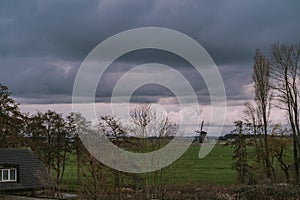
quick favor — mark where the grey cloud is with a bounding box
[0,0,299,104]
[0,57,78,98]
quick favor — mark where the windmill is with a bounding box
[195,121,207,144]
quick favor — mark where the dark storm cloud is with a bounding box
[0,0,299,104]
[0,0,155,60]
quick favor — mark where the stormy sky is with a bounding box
[1,0,300,134]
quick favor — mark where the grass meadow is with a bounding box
[59,143,237,191]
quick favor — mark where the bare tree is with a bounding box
[130,103,176,140]
[269,124,293,182]
[80,153,111,200]
[252,48,273,180]
[243,102,265,179]
[130,103,177,199]
[130,103,153,140]
[242,48,273,181]
[270,43,300,183]
[80,116,140,200]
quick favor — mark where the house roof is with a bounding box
[0,148,49,191]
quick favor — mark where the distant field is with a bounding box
[60,143,237,191]
[165,143,236,185]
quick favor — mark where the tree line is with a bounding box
[0,84,177,199]
[0,84,85,185]
[232,43,300,184]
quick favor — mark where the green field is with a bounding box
[166,143,236,185]
[59,143,236,191]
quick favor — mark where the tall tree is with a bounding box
[44,110,70,184]
[232,121,252,184]
[25,111,49,160]
[270,43,300,183]
[67,112,91,185]
[0,83,25,148]
[28,110,70,184]
[99,115,127,200]
[252,48,272,180]
[243,102,265,179]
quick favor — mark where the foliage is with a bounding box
[231,121,253,184]
[0,83,25,147]
[66,112,91,185]
[25,110,73,185]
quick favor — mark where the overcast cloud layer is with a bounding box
[1,0,300,133]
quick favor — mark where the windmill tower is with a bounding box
[195,121,207,144]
